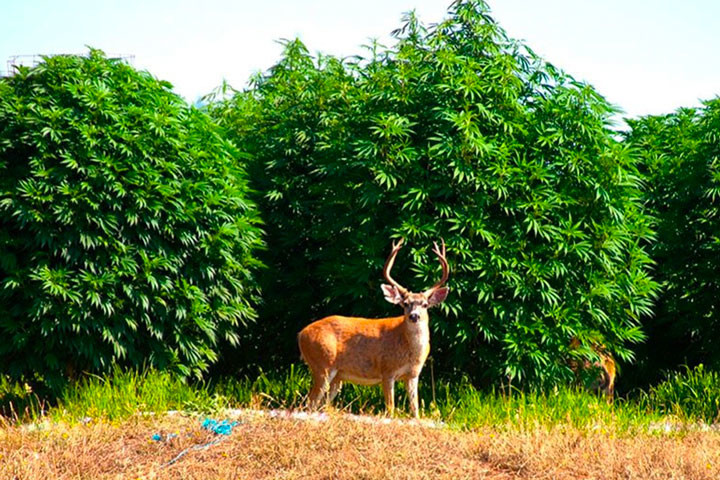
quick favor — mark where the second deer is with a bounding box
[297,238,449,418]
[569,337,616,399]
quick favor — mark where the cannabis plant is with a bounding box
[210,1,657,387]
[0,50,263,390]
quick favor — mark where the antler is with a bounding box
[383,238,408,294]
[426,238,449,293]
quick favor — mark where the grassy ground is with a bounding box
[3,411,720,479]
[2,367,720,479]
[2,367,670,430]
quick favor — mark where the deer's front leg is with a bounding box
[407,376,419,418]
[382,376,395,415]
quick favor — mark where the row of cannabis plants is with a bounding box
[1,1,718,395]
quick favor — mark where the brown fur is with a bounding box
[569,337,616,398]
[298,311,432,417]
[299,315,430,383]
[298,239,449,418]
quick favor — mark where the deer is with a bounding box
[297,238,449,418]
[569,337,616,399]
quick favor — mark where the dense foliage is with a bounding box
[8,2,720,396]
[0,51,263,390]
[209,1,658,386]
[625,99,720,385]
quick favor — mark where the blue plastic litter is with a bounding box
[201,418,238,436]
[152,433,162,441]
[161,417,240,468]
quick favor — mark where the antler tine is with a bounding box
[428,238,449,292]
[433,238,446,259]
[383,237,408,294]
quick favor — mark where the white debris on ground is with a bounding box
[647,420,720,433]
[218,408,447,429]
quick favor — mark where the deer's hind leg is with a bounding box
[307,369,328,409]
[328,376,343,403]
[307,368,338,409]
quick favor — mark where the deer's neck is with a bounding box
[402,316,430,358]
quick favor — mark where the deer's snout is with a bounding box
[409,312,420,323]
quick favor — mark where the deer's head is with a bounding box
[380,238,449,324]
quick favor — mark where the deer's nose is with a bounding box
[409,312,420,323]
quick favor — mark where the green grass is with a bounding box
[0,375,46,420]
[642,364,720,424]
[56,367,229,421]
[1,364,715,432]
[214,367,664,432]
[438,383,661,431]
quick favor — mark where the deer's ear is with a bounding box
[381,284,404,304]
[427,287,449,306]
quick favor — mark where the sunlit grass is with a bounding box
[56,367,228,421]
[436,382,662,432]
[0,364,714,433]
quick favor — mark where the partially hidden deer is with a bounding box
[297,238,449,418]
[569,337,616,399]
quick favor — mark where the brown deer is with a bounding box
[297,238,449,418]
[569,337,616,399]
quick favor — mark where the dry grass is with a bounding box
[482,426,720,479]
[2,411,720,479]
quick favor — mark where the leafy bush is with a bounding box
[210,1,657,387]
[645,365,720,423]
[623,100,720,387]
[0,50,263,390]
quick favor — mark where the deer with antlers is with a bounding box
[297,238,449,418]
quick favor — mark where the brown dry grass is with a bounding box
[1,411,720,479]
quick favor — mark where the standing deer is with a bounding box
[297,238,449,418]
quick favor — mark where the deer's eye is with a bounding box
[422,302,429,308]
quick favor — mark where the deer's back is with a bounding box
[298,315,416,380]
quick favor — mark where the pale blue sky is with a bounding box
[1,1,718,120]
